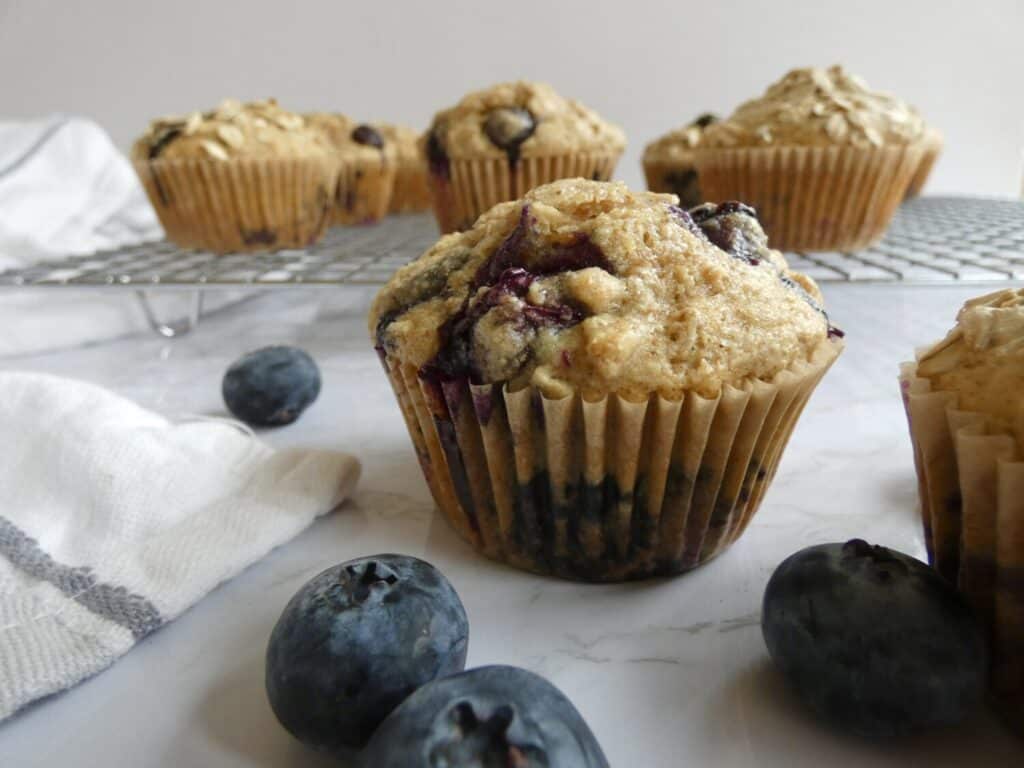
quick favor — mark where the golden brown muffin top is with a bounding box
[370,179,838,401]
[305,113,398,164]
[422,81,626,168]
[917,289,1024,435]
[376,123,425,166]
[132,99,330,162]
[642,114,718,164]
[702,66,927,149]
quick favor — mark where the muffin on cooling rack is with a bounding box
[422,81,626,233]
[905,125,943,198]
[306,114,396,225]
[132,99,336,253]
[376,123,432,214]
[370,178,843,581]
[900,288,1024,730]
[643,113,717,209]
[694,65,928,251]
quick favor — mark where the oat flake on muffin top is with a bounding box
[370,179,838,401]
[423,81,626,168]
[702,66,926,149]
[133,99,330,162]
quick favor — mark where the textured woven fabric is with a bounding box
[0,371,360,719]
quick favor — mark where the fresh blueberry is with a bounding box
[360,665,609,767]
[265,554,469,755]
[351,123,384,149]
[762,540,988,738]
[222,346,320,427]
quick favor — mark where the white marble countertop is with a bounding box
[1,282,1022,767]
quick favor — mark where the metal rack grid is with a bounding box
[2,197,1022,335]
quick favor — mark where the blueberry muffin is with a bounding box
[695,66,928,251]
[132,99,336,253]
[370,179,843,581]
[905,126,944,198]
[422,81,626,233]
[377,123,432,213]
[900,289,1024,727]
[642,113,717,209]
[306,114,396,225]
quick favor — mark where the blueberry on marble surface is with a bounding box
[221,346,320,427]
[265,554,469,754]
[762,540,988,738]
[360,665,609,767]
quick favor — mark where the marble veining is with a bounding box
[0,283,1022,767]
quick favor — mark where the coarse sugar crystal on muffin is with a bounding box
[371,178,842,581]
[694,65,928,251]
[643,113,717,208]
[305,113,397,225]
[132,99,336,253]
[900,288,1024,731]
[422,81,626,233]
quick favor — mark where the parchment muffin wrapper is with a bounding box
[133,156,337,254]
[332,154,397,225]
[379,339,841,582]
[427,152,622,234]
[643,154,704,209]
[904,129,944,199]
[900,361,1024,729]
[389,156,433,214]
[693,143,926,251]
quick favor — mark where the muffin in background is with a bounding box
[695,65,927,251]
[377,123,432,213]
[370,179,843,581]
[306,114,396,225]
[905,126,944,198]
[422,81,626,233]
[900,289,1024,731]
[132,99,336,253]
[643,113,717,209]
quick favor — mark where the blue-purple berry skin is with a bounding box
[360,665,609,767]
[265,554,469,755]
[762,540,987,738]
[222,346,320,427]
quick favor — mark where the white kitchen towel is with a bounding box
[0,371,361,720]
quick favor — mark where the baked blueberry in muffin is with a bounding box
[643,113,718,208]
[371,179,842,580]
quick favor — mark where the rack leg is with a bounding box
[135,290,205,338]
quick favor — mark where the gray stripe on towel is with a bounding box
[0,516,162,639]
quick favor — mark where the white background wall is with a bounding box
[2,0,1022,196]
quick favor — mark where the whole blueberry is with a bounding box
[762,540,988,738]
[265,555,469,755]
[361,665,609,767]
[222,346,320,427]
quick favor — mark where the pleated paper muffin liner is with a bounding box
[379,339,841,582]
[900,361,1024,729]
[427,152,622,234]
[642,155,704,209]
[693,143,926,252]
[904,130,944,199]
[332,155,397,226]
[389,158,433,214]
[133,156,337,254]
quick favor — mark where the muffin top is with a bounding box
[133,99,330,162]
[917,289,1024,433]
[305,113,397,163]
[643,114,718,164]
[376,123,424,166]
[701,66,926,149]
[370,179,838,401]
[423,81,626,172]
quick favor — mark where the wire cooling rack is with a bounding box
[2,197,1022,336]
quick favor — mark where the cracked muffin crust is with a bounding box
[371,178,835,401]
[421,82,626,233]
[132,99,337,253]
